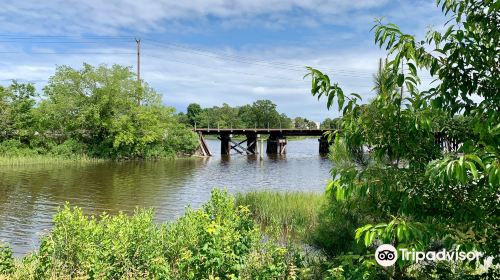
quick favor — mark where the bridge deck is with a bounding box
[194,128,333,136]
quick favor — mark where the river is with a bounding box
[0,138,332,256]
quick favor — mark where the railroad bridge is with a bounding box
[194,128,334,156]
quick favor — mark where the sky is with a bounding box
[0,0,448,121]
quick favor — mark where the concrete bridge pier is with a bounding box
[266,134,287,154]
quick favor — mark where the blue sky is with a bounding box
[0,0,447,121]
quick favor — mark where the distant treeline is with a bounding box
[0,64,198,160]
[177,101,341,130]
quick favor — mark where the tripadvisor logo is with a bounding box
[375,244,398,267]
[374,244,485,267]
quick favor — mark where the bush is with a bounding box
[0,244,14,276]
[311,192,382,257]
[50,139,87,158]
[9,189,312,279]
[0,139,38,157]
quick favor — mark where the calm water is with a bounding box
[0,139,331,256]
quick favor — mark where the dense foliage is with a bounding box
[306,0,499,278]
[0,190,337,279]
[179,100,325,130]
[0,64,198,160]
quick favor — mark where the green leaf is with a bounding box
[350,93,362,100]
[466,161,478,179]
[465,154,485,169]
[397,74,405,87]
[337,90,345,110]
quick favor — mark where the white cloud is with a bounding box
[0,1,447,121]
[0,0,391,34]
[0,41,383,121]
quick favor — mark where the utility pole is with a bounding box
[135,38,141,82]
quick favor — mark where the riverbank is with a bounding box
[0,155,105,166]
[0,138,194,166]
[0,154,198,166]
[0,190,333,279]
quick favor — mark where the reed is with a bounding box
[0,155,103,166]
[235,190,325,242]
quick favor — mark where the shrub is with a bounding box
[0,244,14,276]
[0,139,38,157]
[11,189,310,279]
[311,191,382,257]
[49,139,87,158]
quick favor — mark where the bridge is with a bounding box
[194,128,334,156]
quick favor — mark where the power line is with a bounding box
[0,35,437,84]
[143,38,380,76]
[0,35,437,81]
[0,34,133,39]
[143,39,438,82]
[142,53,374,88]
[0,40,132,44]
[0,51,135,55]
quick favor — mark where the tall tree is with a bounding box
[0,81,37,142]
[307,0,499,277]
[186,103,202,126]
[38,64,197,158]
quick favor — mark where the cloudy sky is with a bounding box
[0,0,447,121]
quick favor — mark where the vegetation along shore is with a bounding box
[0,0,498,279]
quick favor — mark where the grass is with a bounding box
[0,155,104,166]
[235,190,325,242]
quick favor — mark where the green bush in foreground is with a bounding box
[0,190,331,279]
[0,244,14,276]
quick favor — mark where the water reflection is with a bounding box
[0,139,331,255]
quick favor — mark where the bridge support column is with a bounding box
[246,133,259,154]
[266,134,287,154]
[319,135,333,154]
[219,133,231,155]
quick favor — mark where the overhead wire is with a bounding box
[0,34,436,86]
[0,35,436,80]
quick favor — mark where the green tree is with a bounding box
[308,0,499,277]
[38,64,197,158]
[320,118,340,129]
[0,81,38,143]
[238,100,292,128]
[186,103,202,126]
[294,117,317,129]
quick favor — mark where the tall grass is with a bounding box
[0,155,104,166]
[235,191,325,242]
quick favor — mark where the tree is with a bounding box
[190,100,293,129]
[38,64,197,158]
[186,103,202,126]
[307,0,499,277]
[240,100,291,128]
[320,118,340,129]
[294,117,317,129]
[0,81,37,143]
